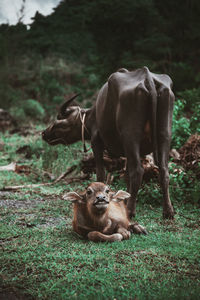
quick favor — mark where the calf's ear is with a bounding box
[111,190,131,202]
[64,192,83,203]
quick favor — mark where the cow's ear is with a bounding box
[64,192,83,203]
[111,190,130,202]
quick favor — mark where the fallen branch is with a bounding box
[54,165,76,183]
[65,173,90,184]
[81,152,159,182]
[0,162,16,171]
[0,165,76,191]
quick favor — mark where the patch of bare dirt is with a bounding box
[0,192,71,229]
[0,192,43,209]
[0,290,34,300]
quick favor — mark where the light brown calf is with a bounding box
[65,182,147,242]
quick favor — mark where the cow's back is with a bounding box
[95,67,173,157]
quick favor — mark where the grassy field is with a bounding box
[0,128,200,300]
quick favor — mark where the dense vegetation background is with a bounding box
[0,1,200,105]
[1,0,200,143]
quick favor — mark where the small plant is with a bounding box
[178,88,200,134]
[23,99,45,120]
[10,99,45,123]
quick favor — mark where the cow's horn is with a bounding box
[60,94,80,115]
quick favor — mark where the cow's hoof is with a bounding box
[163,210,174,219]
[128,210,136,219]
[129,223,148,235]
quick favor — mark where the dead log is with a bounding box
[0,165,76,191]
[81,152,159,182]
[179,134,200,178]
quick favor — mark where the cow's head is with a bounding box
[65,182,130,215]
[42,94,84,145]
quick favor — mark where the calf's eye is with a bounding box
[105,189,110,193]
[87,189,92,195]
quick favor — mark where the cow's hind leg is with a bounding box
[121,86,148,218]
[157,87,174,219]
[88,231,123,242]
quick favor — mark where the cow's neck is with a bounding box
[82,108,94,140]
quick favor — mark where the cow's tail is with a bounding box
[144,67,158,166]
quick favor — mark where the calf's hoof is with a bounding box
[128,223,148,235]
[117,228,131,240]
[112,233,124,242]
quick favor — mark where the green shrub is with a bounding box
[171,99,191,149]
[9,99,45,123]
[23,99,45,120]
[172,88,200,149]
[178,88,200,134]
[9,107,27,122]
[169,163,200,204]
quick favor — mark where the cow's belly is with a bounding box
[99,129,124,158]
[101,134,152,159]
[140,138,153,156]
[99,123,153,158]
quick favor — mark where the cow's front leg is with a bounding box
[126,148,144,218]
[91,131,105,182]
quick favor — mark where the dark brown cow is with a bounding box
[42,67,175,219]
[65,182,147,242]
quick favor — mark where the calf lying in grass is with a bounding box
[65,182,147,242]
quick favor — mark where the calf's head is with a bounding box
[65,182,130,215]
[42,94,83,145]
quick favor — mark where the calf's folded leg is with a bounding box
[128,223,148,235]
[88,231,123,242]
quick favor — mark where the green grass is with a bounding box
[0,129,200,299]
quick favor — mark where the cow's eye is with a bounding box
[86,189,92,195]
[105,189,110,194]
[57,109,73,120]
[64,109,73,117]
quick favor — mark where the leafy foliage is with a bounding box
[178,88,200,134]
[172,87,200,149]
[171,99,191,149]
